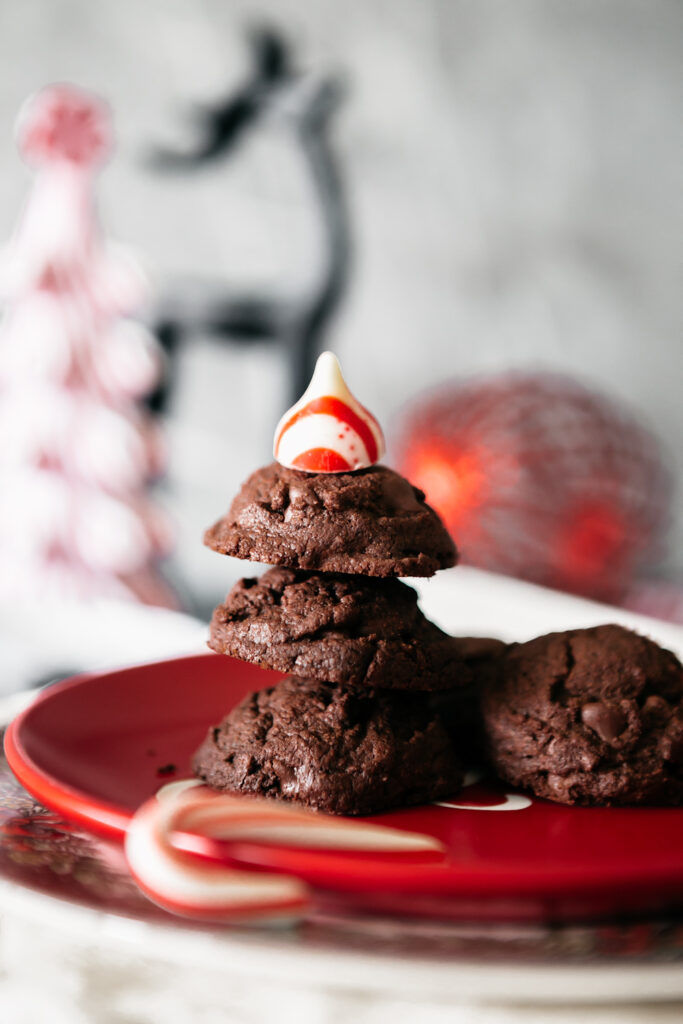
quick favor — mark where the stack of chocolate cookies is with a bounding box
[192,353,683,813]
[193,462,472,815]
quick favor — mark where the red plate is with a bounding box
[5,653,683,922]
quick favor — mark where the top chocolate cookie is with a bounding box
[204,462,457,577]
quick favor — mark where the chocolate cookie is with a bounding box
[453,636,508,666]
[481,624,683,806]
[429,636,508,764]
[204,462,456,577]
[209,567,470,691]
[193,675,463,815]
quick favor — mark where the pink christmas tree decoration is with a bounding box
[0,84,175,607]
[18,84,111,168]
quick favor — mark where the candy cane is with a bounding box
[125,783,443,922]
[125,788,308,922]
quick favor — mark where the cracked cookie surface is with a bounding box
[193,675,463,815]
[208,567,470,691]
[481,624,683,806]
[204,462,456,577]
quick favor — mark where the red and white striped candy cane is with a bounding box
[125,782,443,923]
[125,784,309,923]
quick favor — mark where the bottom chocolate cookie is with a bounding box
[193,675,463,816]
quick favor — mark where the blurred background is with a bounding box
[0,0,681,686]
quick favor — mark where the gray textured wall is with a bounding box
[0,0,681,601]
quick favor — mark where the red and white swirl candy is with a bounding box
[125,781,442,922]
[274,352,385,473]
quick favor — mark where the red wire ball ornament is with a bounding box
[394,374,672,603]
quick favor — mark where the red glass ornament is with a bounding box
[394,374,671,603]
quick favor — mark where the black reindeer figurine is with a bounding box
[147,27,351,411]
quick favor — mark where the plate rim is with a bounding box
[3,655,213,838]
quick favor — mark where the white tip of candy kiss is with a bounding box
[274,351,385,473]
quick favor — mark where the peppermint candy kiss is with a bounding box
[274,352,385,473]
